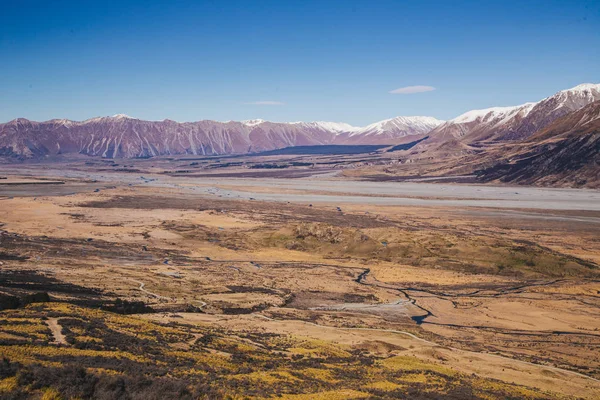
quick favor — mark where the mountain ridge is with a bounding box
[1,83,599,162]
[0,115,444,159]
[421,83,600,151]
[474,100,600,188]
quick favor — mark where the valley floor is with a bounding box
[1,162,599,399]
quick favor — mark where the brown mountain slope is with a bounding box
[0,116,338,159]
[0,116,440,160]
[417,83,600,157]
[475,101,600,188]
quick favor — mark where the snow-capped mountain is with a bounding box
[241,119,266,127]
[449,103,536,125]
[475,100,600,188]
[0,114,441,159]
[426,83,600,148]
[516,83,600,140]
[335,116,444,145]
[1,83,597,160]
[291,121,361,133]
[357,116,444,136]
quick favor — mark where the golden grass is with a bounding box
[41,387,63,400]
[1,345,153,365]
[73,335,103,343]
[296,368,338,382]
[277,389,370,399]
[162,350,234,370]
[0,377,18,393]
[233,370,301,384]
[380,355,456,376]
[365,380,404,391]
[286,337,352,358]
[471,378,553,400]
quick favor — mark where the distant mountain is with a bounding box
[475,100,600,188]
[291,121,362,134]
[0,115,442,159]
[1,82,598,169]
[423,83,600,151]
[334,116,443,145]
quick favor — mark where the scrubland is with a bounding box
[1,165,599,398]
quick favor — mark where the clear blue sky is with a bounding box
[1,0,598,125]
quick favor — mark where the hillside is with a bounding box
[475,101,600,188]
[0,116,440,160]
[420,83,600,153]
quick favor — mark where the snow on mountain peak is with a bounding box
[291,121,361,133]
[560,83,600,93]
[313,121,361,132]
[242,119,267,126]
[357,116,444,135]
[112,114,134,119]
[445,84,600,128]
[451,103,535,124]
[544,83,600,112]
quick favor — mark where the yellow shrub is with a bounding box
[0,376,18,392]
[366,380,404,391]
[279,389,369,399]
[41,387,63,400]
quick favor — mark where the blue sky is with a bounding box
[0,0,598,125]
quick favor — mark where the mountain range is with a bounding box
[1,83,599,187]
[420,83,600,152]
[0,113,443,159]
[473,100,600,187]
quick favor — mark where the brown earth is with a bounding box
[1,162,599,398]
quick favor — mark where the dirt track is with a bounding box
[46,318,67,345]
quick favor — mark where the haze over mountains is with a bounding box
[0,83,599,187]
